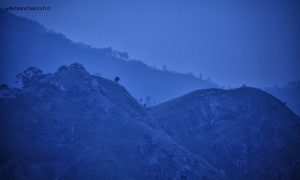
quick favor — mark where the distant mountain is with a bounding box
[265,82,300,116]
[0,63,225,179]
[0,9,217,105]
[149,87,300,180]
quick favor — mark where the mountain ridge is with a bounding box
[1,9,299,116]
[0,9,217,106]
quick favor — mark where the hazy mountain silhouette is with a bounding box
[0,63,226,179]
[150,87,300,179]
[0,9,217,106]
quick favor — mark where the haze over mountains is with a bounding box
[1,2,300,179]
[0,9,217,106]
[1,9,299,116]
[1,0,299,88]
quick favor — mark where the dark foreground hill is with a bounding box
[149,88,300,179]
[1,63,299,179]
[0,63,225,179]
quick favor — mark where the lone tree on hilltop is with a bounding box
[114,76,120,83]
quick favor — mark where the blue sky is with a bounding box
[1,0,299,87]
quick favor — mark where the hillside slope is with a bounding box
[149,87,300,180]
[0,63,225,179]
[0,9,217,105]
[265,82,300,116]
